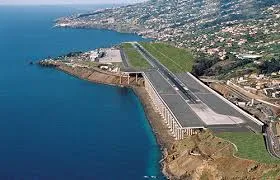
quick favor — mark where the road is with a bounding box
[225,84,252,101]
[226,84,280,159]
[120,49,129,68]
[264,123,280,159]
[133,43,199,104]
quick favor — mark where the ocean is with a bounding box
[0,5,164,180]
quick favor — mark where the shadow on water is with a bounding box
[116,87,131,96]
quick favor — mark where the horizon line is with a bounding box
[0,3,130,5]
[0,1,146,6]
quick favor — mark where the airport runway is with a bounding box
[133,42,263,133]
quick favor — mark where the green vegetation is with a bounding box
[78,61,99,68]
[217,132,280,164]
[260,58,280,74]
[140,42,194,73]
[121,43,150,69]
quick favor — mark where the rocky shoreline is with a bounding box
[132,87,177,179]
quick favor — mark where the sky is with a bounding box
[0,0,146,5]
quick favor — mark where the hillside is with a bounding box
[56,0,280,59]
[165,130,280,179]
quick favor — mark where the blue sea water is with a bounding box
[0,5,164,180]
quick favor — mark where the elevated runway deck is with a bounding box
[144,70,204,128]
[176,73,263,132]
[133,42,263,139]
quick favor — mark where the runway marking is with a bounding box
[161,94,180,96]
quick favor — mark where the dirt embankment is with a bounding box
[57,65,122,86]
[164,131,280,180]
[40,61,143,86]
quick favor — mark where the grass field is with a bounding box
[217,132,280,164]
[121,43,150,69]
[140,42,194,73]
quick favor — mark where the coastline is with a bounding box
[132,87,176,179]
[41,62,126,87]
[37,59,280,179]
[39,62,175,179]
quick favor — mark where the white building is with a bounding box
[90,51,99,62]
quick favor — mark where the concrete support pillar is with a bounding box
[185,129,193,136]
[178,129,182,140]
[175,128,179,140]
[155,97,159,110]
[174,128,178,140]
[136,73,138,83]
[181,130,184,139]
[144,76,189,141]
[165,110,168,122]
[168,113,171,126]
[127,74,130,85]
[120,75,122,84]
[167,116,170,127]
[170,120,173,133]
[165,108,168,121]
[165,112,172,127]
[167,114,170,124]
[172,122,176,134]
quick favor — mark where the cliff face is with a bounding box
[165,131,280,180]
